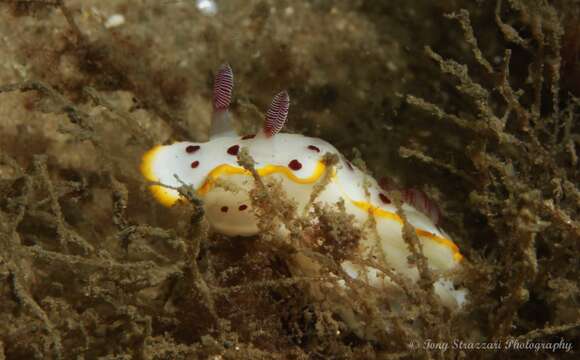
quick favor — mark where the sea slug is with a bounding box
[141,64,466,311]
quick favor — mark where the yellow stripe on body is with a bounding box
[197,161,327,195]
[351,200,463,262]
[141,146,463,262]
[141,145,181,207]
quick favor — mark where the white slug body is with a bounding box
[141,65,466,311]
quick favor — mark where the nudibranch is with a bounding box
[141,64,467,309]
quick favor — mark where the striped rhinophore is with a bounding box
[212,63,233,111]
[264,90,290,137]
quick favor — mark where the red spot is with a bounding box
[186,145,200,153]
[379,193,391,204]
[239,204,248,211]
[346,161,354,170]
[191,160,200,168]
[221,206,228,213]
[227,145,240,156]
[241,134,255,140]
[288,159,302,170]
[307,145,320,152]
